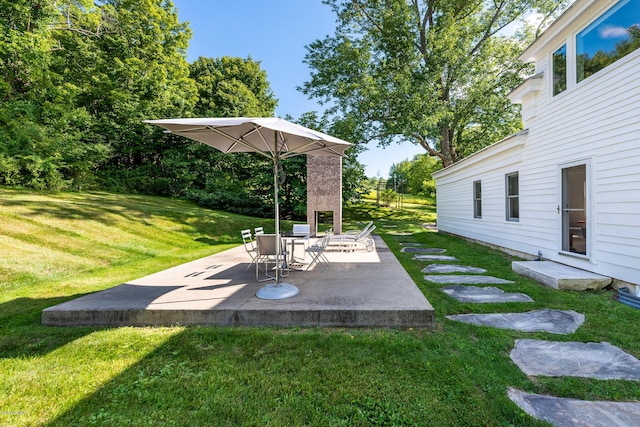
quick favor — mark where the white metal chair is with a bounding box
[255,234,288,282]
[305,234,330,272]
[291,223,311,261]
[241,229,258,271]
[254,227,264,236]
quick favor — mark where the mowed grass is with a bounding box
[1,187,640,426]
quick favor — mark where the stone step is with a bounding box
[512,260,611,290]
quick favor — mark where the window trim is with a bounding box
[552,43,567,96]
[505,172,519,222]
[473,180,482,219]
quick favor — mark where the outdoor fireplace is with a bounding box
[306,154,343,235]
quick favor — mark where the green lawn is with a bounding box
[1,187,639,426]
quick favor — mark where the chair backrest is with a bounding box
[254,227,264,236]
[363,225,376,237]
[256,234,280,256]
[319,233,331,248]
[357,222,375,239]
[292,224,311,237]
[241,229,254,249]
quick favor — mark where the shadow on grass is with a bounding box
[0,295,98,359]
[45,327,487,427]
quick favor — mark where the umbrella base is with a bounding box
[256,283,300,300]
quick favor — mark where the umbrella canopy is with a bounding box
[143,117,351,159]
[144,117,352,299]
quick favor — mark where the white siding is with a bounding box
[433,26,640,286]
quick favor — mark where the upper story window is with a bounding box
[506,172,519,222]
[576,0,640,83]
[552,44,567,95]
[473,180,482,219]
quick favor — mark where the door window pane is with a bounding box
[561,165,587,255]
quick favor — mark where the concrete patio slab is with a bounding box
[413,254,458,261]
[401,247,446,254]
[42,236,434,328]
[508,388,640,427]
[510,339,640,379]
[513,261,611,290]
[442,285,533,303]
[425,275,514,284]
[422,264,486,274]
[446,309,585,334]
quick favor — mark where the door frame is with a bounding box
[558,158,592,259]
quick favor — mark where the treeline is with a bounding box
[388,154,441,197]
[0,0,364,219]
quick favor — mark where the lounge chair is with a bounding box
[344,220,374,237]
[328,222,376,252]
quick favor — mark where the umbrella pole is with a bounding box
[274,155,281,284]
[255,131,299,300]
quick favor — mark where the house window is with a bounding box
[506,173,519,222]
[576,0,640,83]
[552,44,567,95]
[473,180,482,218]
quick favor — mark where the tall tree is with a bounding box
[71,0,198,192]
[177,56,281,216]
[302,0,571,167]
[190,56,277,117]
[0,0,91,189]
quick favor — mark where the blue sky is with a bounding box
[171,0,424,178]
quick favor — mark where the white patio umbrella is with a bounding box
[143,117,352,299]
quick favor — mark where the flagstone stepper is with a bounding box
[401,247,447,254]
[422,264,487,274]
[441,285,533,303]
[425,275,514,284]
[413,254,458,261]
[510,339,640,379]
[446,309,585,334]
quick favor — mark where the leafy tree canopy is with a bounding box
[302,0,571,167]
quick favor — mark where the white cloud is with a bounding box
[599,25,629,39]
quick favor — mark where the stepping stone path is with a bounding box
[422,264,486,274]
[442,285,533,303]
[510,339,640,380]
[426,275,514,285]
[406,240,640,425]
[413,254,458,261]
[447,309,584,334]
[508,388,640,427]
[401,247,447,254]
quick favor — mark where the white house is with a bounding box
[432,0,640,293]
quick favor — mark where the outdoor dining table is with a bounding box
[281,233,306,266]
